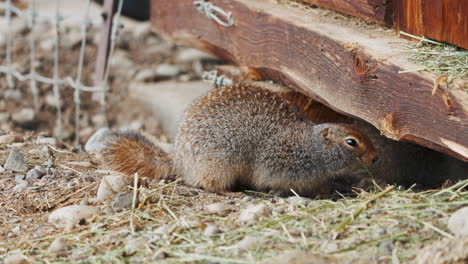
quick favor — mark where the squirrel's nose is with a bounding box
[371,156,379,164]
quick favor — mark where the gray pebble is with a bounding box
[14,175,25,182]
[13,180,28,192]
[204,224,221,237]
[4,148,28,172]
[238,203,270,222]
[286,196,305,205]
[4,254,29,264]
[375,228,387,237]
[155,224,171,237]
[125,238,147,255]
[155,64,181,78]
[448,206,468,236]
[36,137,57,146]
[378,239,393,255]
[206,203,228,215]
[112,192,136,212]
[12,108,34,124]
[242,196,253,202]
[84,128,112,152]
[26,167,45,179]
[0,112,10,122]
[43,159,54,168]
[4,89,23,101]
[48,237,68,257]
[0,134,20,144]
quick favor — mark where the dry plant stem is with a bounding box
[53,182,98,207]
[130,173,139,233]
[332,185,396,237]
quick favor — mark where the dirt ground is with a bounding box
[0,8,467,264]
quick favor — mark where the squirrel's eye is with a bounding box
[345,138,358,147]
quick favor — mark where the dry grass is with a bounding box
[1,175,467,263]
[399,31,468,92]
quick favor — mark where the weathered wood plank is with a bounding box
[301,0,393,25]
[151,0,468,161]
[393,0,468,48]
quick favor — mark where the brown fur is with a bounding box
[104,131,173,179]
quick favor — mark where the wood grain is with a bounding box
[301,0,393,25]
[151,0,468,161]
[393,0,468,48]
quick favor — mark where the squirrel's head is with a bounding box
[317,124,378,175]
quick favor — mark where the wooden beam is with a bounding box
[151,0,468,161]
[393,0,468,49]
[301,0,393,25]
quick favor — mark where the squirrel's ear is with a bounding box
[320,128,330,140]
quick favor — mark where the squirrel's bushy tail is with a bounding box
[104,131,174,179]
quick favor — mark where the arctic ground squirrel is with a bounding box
[105,84,378,196]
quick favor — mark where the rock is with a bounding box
[235,235,259,251]
[43,159,54,168]
[36,137,57,146]
[132,22,152,39]
[28,148,42,155]
[416,236,468,264]
[206,203,228,215]
[155,64,181,78]
[378,240,393,255]
[39,37,54,51]
[48,205,99,229]
[204,224,221,237]
[110,51,135,77]
[13,180,28,192]
[26,166,46,179]
[14,175,25,182]
[67,161,92,168]
[44,93,61,107]
[4,89,23,101]
[155,224,171,237]
[375,228,387,237]
[152,250,169,260]
[12,108,34,124]
[238,203,270,222]
[448,206,468,236]
[112,192,136,212]
[0,134,22,144]
[242,196,253,202]
[4,254,29,264]
[135,69,156,82]
[125,238,147,255]
[84,128,112,152]
[0,112,10,122]
[286,196,305,205]
[62,28,82,48]
[48,238,67,257]
[95,175,128,201]
[0,165,5,173]
[176,48,218,63]
[4,148,28,172]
